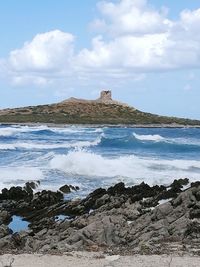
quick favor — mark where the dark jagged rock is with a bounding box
[30,190,64,210]
[169,178,189,194]
[107,182,166,201]
[155,178,189,201]
[82,188,107,210]
[185,221,200,238]
[59,185,71,194]
[0,181,40,202]
[191,181,200,188]
[0,187,30,201]
[1,179,200,255]
[59,184,80,194]
[24,181,39,195]
[107,182,127,195]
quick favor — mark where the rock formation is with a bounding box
[1,179,200,255]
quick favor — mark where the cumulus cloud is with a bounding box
[9,30,74,72]
[94,0,171,35]
[5,30,75,85]
[81,0,200,71]
[76,34,170,70]
[1,0,200,87]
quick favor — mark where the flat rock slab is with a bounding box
[0,253,200,267]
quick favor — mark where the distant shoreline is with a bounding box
[1,93,200,126]
[1,122,200,128]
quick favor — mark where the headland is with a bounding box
[0,90,199,126]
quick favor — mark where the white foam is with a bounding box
[0,128,17,137]
[48,127,104,135]
[0,125,90,137]
[50,150,200,184]
[0,167,44,190]
[133,132,164,142]
[50,127,86,134]
[0,142,66,150]
[133,132,200,146]
[0,125,49,136]
[93,128,103,133]
[70,137,101,148]
[0,137,101,150]
[170,137,200,146]
[0,125,104,137]
[0,167,43,181]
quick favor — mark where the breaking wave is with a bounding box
[0,125,50,137]
[98,134,200,152]
[0,137,101,150]
[1,125,200,192]
[50,150,200,184]
[0,125,103,137]
[1,131,200,153]
[0,167,44,190]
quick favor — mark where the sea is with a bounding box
[0,124,200,197]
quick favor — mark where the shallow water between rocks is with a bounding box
[8,215,29,233]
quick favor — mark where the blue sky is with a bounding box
[0,0,200,119]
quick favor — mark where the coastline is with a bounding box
[1,122,200,128]
[1,179,200,257]
[1,125,200,263]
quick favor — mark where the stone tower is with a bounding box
[100,90,112,102]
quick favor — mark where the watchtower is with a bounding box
[100,90,112,101]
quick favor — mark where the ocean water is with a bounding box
[0,124,200,197]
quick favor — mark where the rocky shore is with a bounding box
[0,179,200,256]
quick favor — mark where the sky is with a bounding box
[0,0,200,119]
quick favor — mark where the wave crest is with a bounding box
[133,132,164,141]
[0,125,103,137]
[50,150,200,183]
[0,136,101,150]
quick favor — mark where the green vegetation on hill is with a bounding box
[0,101,199,125]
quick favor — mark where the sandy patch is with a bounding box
[0,253,199,267]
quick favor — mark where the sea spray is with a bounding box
[50,149,200,183]
[1,124,200,193]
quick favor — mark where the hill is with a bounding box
[0,90,199,126]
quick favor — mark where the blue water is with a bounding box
[9,215,29,233]
[0,124,200,196]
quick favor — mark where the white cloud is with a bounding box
[180,8,200,33]
[3,30,75,86]
[80,0,200,71]
[9,30,74,72]
[1,0,200,88]
[76,34,170,70]
[94,0,172,36]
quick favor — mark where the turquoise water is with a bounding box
[0,124,200,196]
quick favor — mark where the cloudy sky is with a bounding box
[0,0,200,119]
